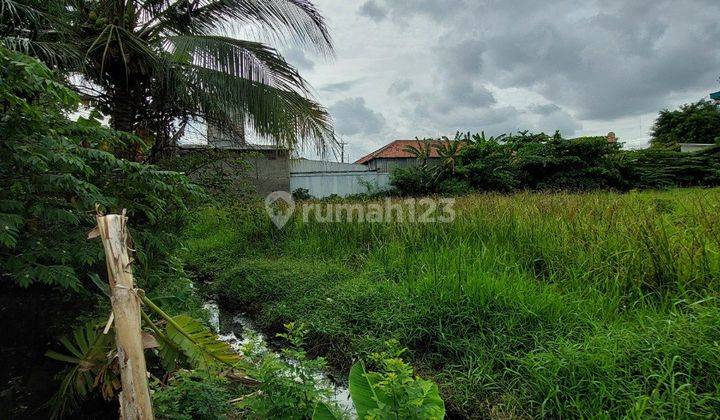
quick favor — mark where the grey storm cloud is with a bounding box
[359,0,451,22]
[358,0,387,21]
[283,48,315,71]
[320,79,362,93]
[530,104,563,116]
[330,97,387,136]
[357,0,720,124]
[388,79,412,96]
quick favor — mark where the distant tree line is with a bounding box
[392,101,720,196]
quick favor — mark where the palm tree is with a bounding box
[435,134,463,174]
[0,0,335,160]
[403,137,433,167]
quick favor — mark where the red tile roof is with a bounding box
[355,140,448,164]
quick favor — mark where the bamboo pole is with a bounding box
[94,212,154,420]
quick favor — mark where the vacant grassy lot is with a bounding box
[184,189,720,418]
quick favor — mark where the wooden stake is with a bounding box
[95,213,154,420]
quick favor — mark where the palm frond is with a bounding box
[84,24,164,81]
[183,63,335,153]
[0,0,51,27]
[167,34,307,92]
[0,0,78,66]
[144,0,332,55]
[1,37,81,67]
[45,321,118,419]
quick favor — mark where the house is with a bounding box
[355,140,447,172]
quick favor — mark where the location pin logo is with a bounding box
[264,191,295,229]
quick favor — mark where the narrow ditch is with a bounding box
[203,302,355,416]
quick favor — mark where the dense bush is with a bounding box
[0,48,203,417]
[391,131,720,196]
[651,100,720,150]
[152,371,234,420]
[0,47,201,291]
[620,147,720,189]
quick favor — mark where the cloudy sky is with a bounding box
[282,0,720,162]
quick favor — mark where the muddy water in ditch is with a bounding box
[203,302,355,416]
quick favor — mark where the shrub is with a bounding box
[239,322,338,418]
[152,371,234,420]
[348,341,445,419]
[293,187,313,200]
[158,150,255,204]
[0,47,203,417]
[651,100,720,150]
[392,130,720,196]
[391,165,443,196]
[619,146,720,189]
[0,47,201,291]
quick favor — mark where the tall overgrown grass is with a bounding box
[184,188,720,418]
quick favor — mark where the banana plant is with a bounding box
[46,294,249,418]
[435,136,463,175]
[403,138,434,167]
[312,360,445,420]
[45,321,119,419]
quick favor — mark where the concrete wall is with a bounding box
[245,151,290,197]
[290,159,391,198]
[291,159,369,173]
[366,157,441,172]
[179,146,290,197]
[207,122,246,149]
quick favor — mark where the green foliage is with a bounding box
[164,314,242,370]
[392,129,720,196]
[457,131,625,192]
[348,345,445,420]
[620,146,720,189]
[452,131,518,192]
[188,189,720,418]
[239,322,336,419]
[47,295,246,417]
[312,402,339,420]
[293,188,314,201]
[0,47,201,291]
[44,321,118,418]
[392,135,470,196]
[152,370,234,420]
[390,165,443,196]
[651,100,720,150]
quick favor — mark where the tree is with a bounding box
[403,138,433,167]
[435,134,464,174]
[0,45,199,291]
[650,100,720,150]
[0,0,336,160]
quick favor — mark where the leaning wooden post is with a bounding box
[93,212,154,420]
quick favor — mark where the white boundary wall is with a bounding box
[290,160,391,198]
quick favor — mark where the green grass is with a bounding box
[183,189,720,418]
